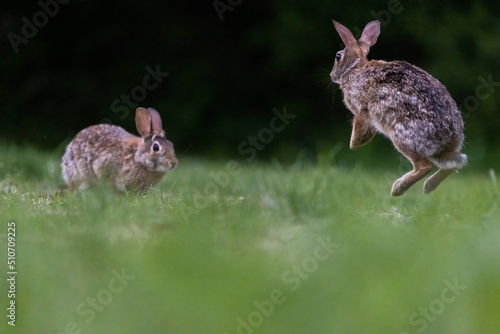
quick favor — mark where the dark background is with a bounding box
[1,0,499,166]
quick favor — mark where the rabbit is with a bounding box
[62,107,177,192]
[330,19,467,196]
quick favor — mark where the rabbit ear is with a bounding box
[136,107,152,137]
[333,20,357,47]
[147,107,163,132]
[359,20,380,55]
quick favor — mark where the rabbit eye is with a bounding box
[336,53,342,61]
[152,143,160,152]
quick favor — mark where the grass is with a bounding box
[1,144,499,334]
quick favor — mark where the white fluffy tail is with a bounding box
[431,152,467,170]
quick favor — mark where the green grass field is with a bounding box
[1,144,499,334]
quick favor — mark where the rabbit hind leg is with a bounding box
[423,169,454,194]
[424,151,467,194]
[391,146,433,196]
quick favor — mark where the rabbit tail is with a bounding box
[430,152,467,170]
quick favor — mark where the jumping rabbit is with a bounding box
[330,20,466,196]
[62,107,177,192]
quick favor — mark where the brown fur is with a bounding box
[62,107,177,192]
[331,20,466,196]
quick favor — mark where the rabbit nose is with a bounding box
[169,160,178,169]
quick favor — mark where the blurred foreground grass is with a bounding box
[0,145,499,334]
